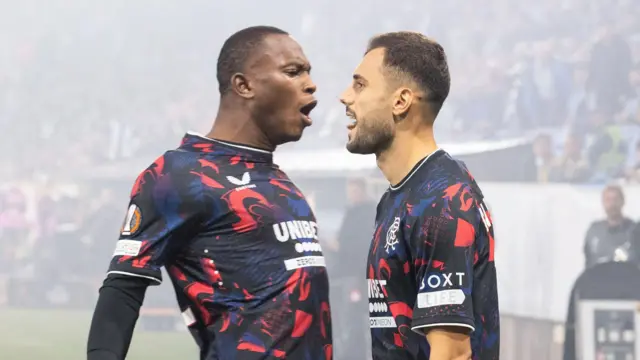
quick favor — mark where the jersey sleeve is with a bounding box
[107,155,204,285]
[409,191,488,334]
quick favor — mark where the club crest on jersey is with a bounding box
[121,204,142,236]
[385,217,401,253]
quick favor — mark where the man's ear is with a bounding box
[231,73,254,99]
[391,87,415,118]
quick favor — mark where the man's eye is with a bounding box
[354,82,364,90]
[285,68,300,76]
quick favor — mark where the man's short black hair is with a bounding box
[366,31,450,116]
[217,26,289,94]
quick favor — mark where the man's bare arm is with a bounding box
[425,326,472,360]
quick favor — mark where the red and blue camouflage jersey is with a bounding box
[108,133,332,360]
[367,149,499,360]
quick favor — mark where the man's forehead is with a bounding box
[354,48,385,78]
[258,34,307,65]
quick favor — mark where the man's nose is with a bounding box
[340,88,352,106]
[304,79,317,95]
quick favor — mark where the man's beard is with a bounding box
[346,115,394,155]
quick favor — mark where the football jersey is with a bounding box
[108,133,332,360]
[367,149,499,360]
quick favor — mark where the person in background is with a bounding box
[335,177,377,267]
[332,177,376,360]
[531,133,556,183]
[566,63,593,135]
[587,110,628,181]
[624,141,640,183]
[587,24,633,115]
[583,185,638,268]
[549,134,590,183]
[0,188,32,269]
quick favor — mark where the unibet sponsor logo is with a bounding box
[419,272,465,290]
[368,279,387,300]
[367,279,396,328]
[273,220,318,242]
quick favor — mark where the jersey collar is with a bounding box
[389,148,444,191]
[180,132,273,164]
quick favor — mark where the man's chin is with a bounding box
[274,130,304,146]
[346,140,376,155]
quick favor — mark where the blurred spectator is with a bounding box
[583,185,638,268]
[36,196,85,281]
[587,110,628,181]
[0,188,32,272]
[618,63,640,123]
[530,133,557,183]
[80,187,123,274]
[334,178,376,270]
[518,41,573,128]
[625,141,640,182]
[566,64,593,133]
[587,25,633,115]
[549,134,590,182]
[332,177,376,360]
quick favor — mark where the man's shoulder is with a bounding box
[131,149,213,199]
[414,151,478,192]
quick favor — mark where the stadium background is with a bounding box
[1,0,640,359]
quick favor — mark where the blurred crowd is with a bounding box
[0,183,119,306]
[1,0,639,183]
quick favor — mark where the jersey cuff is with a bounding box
[411,315,475,335]
[107,271,162,285]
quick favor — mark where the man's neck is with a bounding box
[607,215,625,226]
[376,126,438,186]
[206,100,274,151]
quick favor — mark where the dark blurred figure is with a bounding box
[336,177,377,267]
[587,25,633,115]
[549,134,590,183]
[81,187,124,272]
[38,196,85,282]
[333,177,376,360]
[583,185,638,268]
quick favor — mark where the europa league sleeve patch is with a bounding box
[120,204,143,236]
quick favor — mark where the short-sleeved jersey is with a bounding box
[108,133,332,360]
[367,149,499,360]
